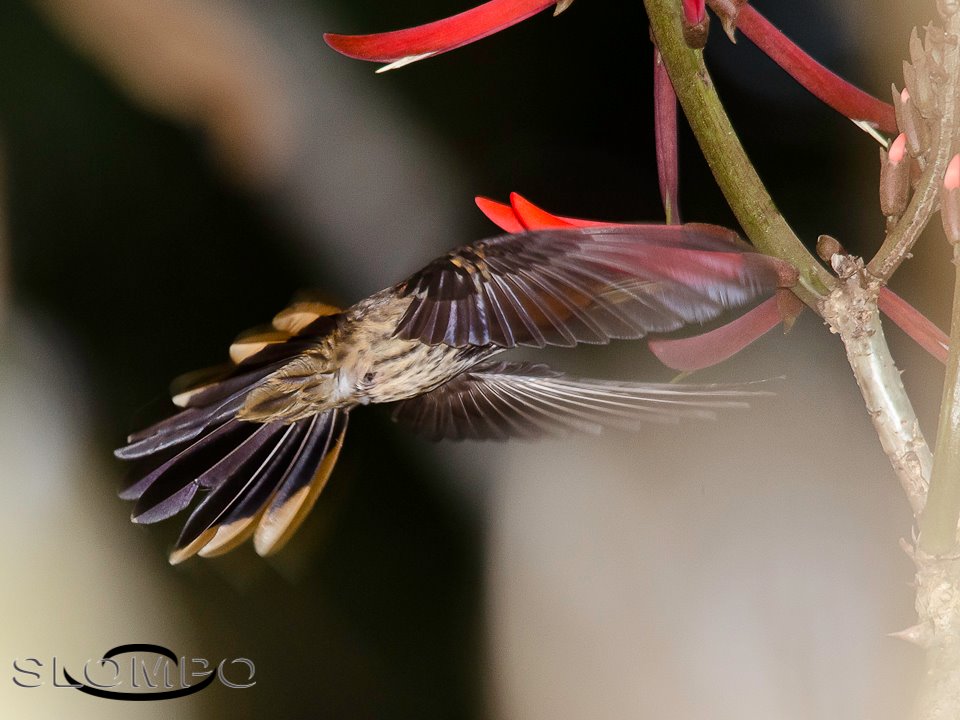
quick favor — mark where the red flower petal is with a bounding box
[509,192,577,229]
[654,47,680,224]
[878,287,949,364]
[477,194,606,230]
[324,0,556,71]
[736,5,897,134]
[648,295,782,371]
[475,197,525,232]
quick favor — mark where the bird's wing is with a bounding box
[394,224,790,349]
[115,298,348,563]
[391,361,768,441]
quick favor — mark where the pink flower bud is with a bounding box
[879,136,911,217]
[945,154,960,190]
[942,155,960,245]
[888,133,907,165]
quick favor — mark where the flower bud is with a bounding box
[898,90,930,158]
[942,155,960,245]
[925,23,947,67]
[880,134,911,217]
[892,85,906,130]
[816,234,844,263]
[903,59,935,118]
[681,0,710,49]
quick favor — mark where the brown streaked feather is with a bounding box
[391,361,769,441]
[238,355,334,423]
[395,226,783,349]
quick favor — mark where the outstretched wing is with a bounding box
[391,361,768,441]
[394,225,788,349]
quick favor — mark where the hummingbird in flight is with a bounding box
[116,223,786,564]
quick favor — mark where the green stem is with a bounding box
[643,0,833,302]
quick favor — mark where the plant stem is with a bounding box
[643,0,833,303]
[821,257,931,514]
[920,245,960,553]
[645,0,933,506]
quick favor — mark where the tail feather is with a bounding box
[169,421,294,563]
[186,422,309,560]
[171,361,283,408]
[117,297,348,562]
[252,410,348,557]
[196,423,312,558]
[129,421,260,523]
[118,389,252,459]
[120,419,251,502]
[117,376,348,563]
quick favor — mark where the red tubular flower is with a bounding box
[731,4,897,133]
[878,288,949,364]
[324,0,560,72]
[654,47,680,224]
[648,295,782,372]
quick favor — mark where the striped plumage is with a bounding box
[117,225,787,563]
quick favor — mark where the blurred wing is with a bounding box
[391,361,767,441]
[394,224,786,348]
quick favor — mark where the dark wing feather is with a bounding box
[395,225,785,349]
[391,361,769,441]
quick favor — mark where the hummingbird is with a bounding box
[116,223,787,563]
